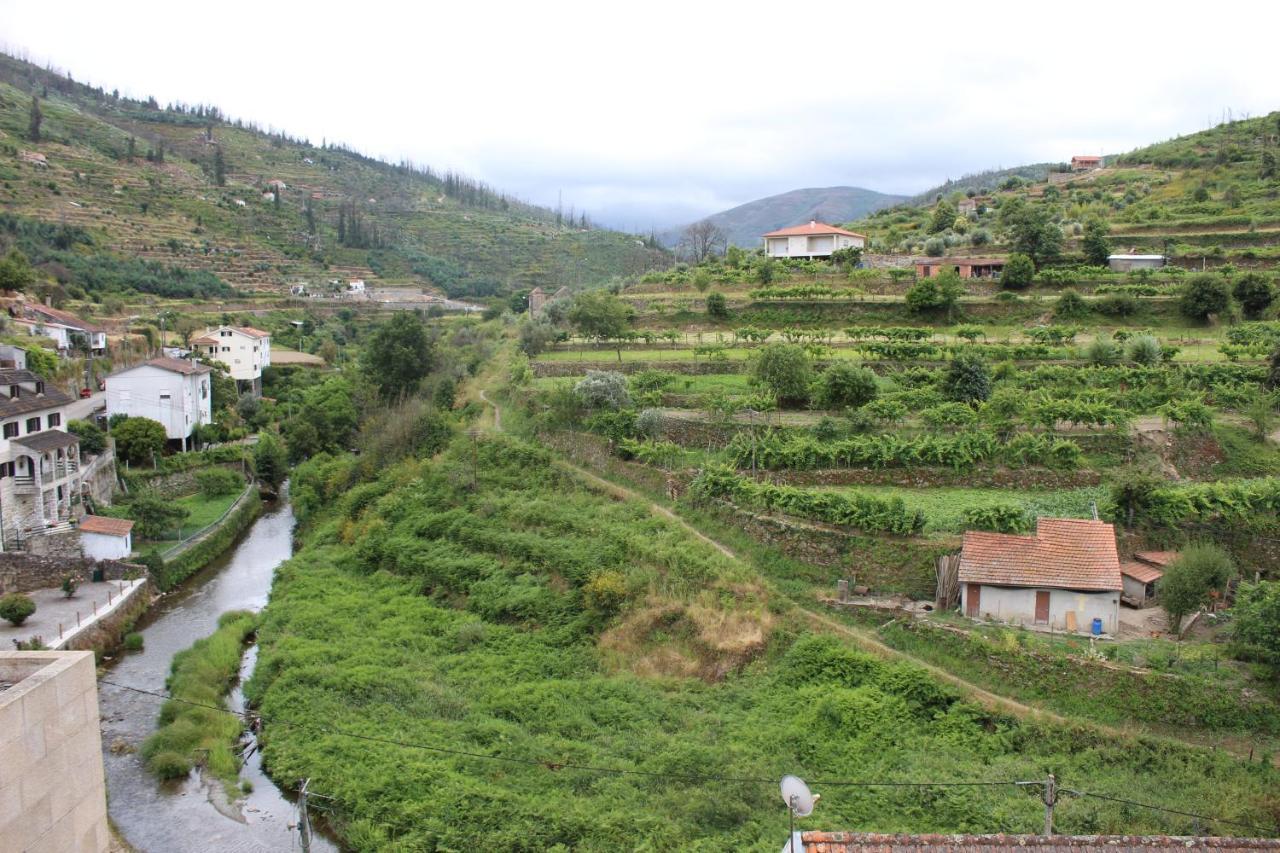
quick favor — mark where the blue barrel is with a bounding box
[1091,617,1103,636]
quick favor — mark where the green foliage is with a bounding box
[1053,289,1088,321]
[112,416,167,465]
[943,354,991,404]
[1179,274,1232,321]
[905,270,963,319]
[153,496,262,591]
[123,632,145,651]
[962,504,1030,533]
[573,370,631,410]
[1082,219,1112,267]
[815,363,878,410]
[283,376,359,462]
[705,291,728,319]
[1085,334,1121,366]
[0,592,36,626]
[1159,544,1236,635]
[142,611,257,789]
[68,418,106,455]
[751,344,811,407]
[253,431,288,490]
[999,198,1061,267]
[568,291,634,352]
[0,247,36,292]
[1230,581,1280,675]
[1233,272,1275,320]
[1000,253,1035,290]
[363,312,436,400]
[1125,334,1163,366]
[123,489,191,539]
[196,466,242,499]
[928,199,957,234]
[724,430,1080,472]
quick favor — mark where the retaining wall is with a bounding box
[0,555,142,596]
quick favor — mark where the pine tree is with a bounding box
[304,198,316,233]
[126,136,135,160]
[337,207,346,243]
[212,147,226,186]
[28,96,42,142]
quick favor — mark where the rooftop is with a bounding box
[1120,560,1163,584]
[78,515,135,536]
[959,518,1123,592]
[800,833,1280,852]
[762,221,868,240]
[920,257,1006,266]
[13,430,80,453]
[1135,551,1178,567]
[142,356,212,376]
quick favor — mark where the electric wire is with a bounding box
[98,678,1277,835]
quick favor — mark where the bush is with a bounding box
[573,371,631,410]
[1159,543,1236,636]
[1125,334,1163,366]
[1000,253,1035,290]
[1230,581,1280,673]
[123,489,191,539]
[752,344,812,408]
[0,593,36,626]
[905,271,962,320]
[1096,294,1138,318]
[1180,274,1232,321]
[1233,272,1275,320]
[113,417,168,466]
[196,467,243,499]
[923,238,945,256]
[1053,289,1088,320]
[962,504,1030,533]
[705,291,728,319]
[123,632,145,651]
[814,364,878,410]
[943,355,991,403]
[68,419,106,455]
[1086,334,1121,365]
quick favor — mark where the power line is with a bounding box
[98,678,1277,836]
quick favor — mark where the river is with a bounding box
[98,493,340,853]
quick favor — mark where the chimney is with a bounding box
[810,220,816,227]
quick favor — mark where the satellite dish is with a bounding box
[780,775,816,818]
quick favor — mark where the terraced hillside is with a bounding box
[848,112,1280,269]
[0,52,667,297]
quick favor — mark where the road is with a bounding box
[64,389,106,421]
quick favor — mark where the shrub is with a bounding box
[905,271,962,320]
[196,467,243,499]
[1233,272,1275,320]
[752,344,812,407]
[705,291,728,319]
[943,355,991,403]
[113,416,168,466]
[1179,274,1232,321]
[1159,543,1236,636]
[962,504,1030,533]
[923,238,945,256]
[814,363,878,410]
[1086,334,1121,365]
[68,419,106,455]
[1053,289,1088,320]
[1230,581,1280,673]
[61,575,78,598]
[124,490,191,539]
[1096,294,1138,318]
[0,593,36,626]
[1125,334,1163,366]
[1000,253,1035,290]
[124,632,145,651]
[574,371,631,410]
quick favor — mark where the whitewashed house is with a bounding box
[762,221,866,259]
[346,279,367,298]
[958,518,1122,635]
[0,368,84,550]
[1108,254,1166,272]
[190,326,271,394]
[79,515,133,559]
[11,305,108,356]
[105,357,213,450]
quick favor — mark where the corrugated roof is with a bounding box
[958,518,1122,592]
[1121,560,1163,584]
[79,515,134,536]
[800,832,1280,852]
[762,221,868,239]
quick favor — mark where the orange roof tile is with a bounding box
[761,221,867,239]
[1121,561,1163,584]
[959,518,1122,592]
[79,515,134,536]
[236,326,271,339]
[1135,550,1178,567]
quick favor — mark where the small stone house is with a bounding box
[916,257,1006,279]
[958,518,1123,635]
[1119,550,1175,607]
[78,515,134,560]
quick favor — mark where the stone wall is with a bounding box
[0,554,142,596]
[127,462,245,499]
[0,651,109,852]
[25,528,84,560]
[532,360,745,378]
[63,580,151,655]
[80,448,117,508]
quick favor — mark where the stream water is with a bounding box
[98,493,340,852]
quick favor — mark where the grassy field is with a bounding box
[837,485,1110,534]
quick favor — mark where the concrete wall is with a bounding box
[81,531,130,561]
[106,364,209,441]
[962,583,1120,634]
[0,651,109,853]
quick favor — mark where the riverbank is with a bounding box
[151,485,263,591]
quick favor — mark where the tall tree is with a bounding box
[212,146,226,186]
[1082,219,1112,267]
[363,312,436,400]
[568,290,634,362]
[679,220,727,263]
[28,95,42,142]
[999,198,1061,267]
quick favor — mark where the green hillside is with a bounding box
[0,52,668,301]
[846,112,1280,268]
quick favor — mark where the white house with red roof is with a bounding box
[761,221,866,259]
[958,518,1122,635]
[106,357,213,449]
[11,304,108,356]
[79,514,134,560]
[190,325,271,394]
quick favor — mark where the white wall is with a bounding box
[80,530,130,560]
[962,583,1120,634]
[203,329,269,383]
[765,234,865,258]
[106,365,210,440]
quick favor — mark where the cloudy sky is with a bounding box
[2,0,1277,230]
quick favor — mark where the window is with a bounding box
[47,413,61,428]
[2,422,16,438]
[8,385,18,399]
[222,346,230,353]
[34,381,43,395]
[200,381,208,399]
[221,330,231,337]
[25,417,40,433]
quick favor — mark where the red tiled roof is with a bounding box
[190,336,219,346]
[1135,550,1178,567]
[801,832,1280,852]
[958,518,1122,592]
[1121,560,1163,584]
[78,515,134,536]
[762,221,867,239]
[236,326,271,339]
[24,304,106,333]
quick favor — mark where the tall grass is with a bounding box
[141,610,257,790]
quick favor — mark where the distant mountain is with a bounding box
[660,186,907,249]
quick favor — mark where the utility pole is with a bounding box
[298,778,312,853]
[1042,773,1057,836]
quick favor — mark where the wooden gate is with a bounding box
[1035,590,1050,623]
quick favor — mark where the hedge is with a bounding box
[150,490,263,590]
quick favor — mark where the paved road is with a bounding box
[64,389,106,421]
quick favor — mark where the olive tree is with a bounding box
[752,344,812,408]
[1158,543,1236,637]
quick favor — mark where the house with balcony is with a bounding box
[10,304,108,356]
[762,221,866,259]
[105,357,213,451]
[190,326,271,395]
[0,369,83,550]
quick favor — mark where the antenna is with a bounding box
[781,776,820,853]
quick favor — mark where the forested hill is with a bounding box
[0,52,668,300]
[660,185,906,249]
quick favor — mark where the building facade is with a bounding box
[0,369,83,550]
[105,357,212,448]
[1108,253,1166,272]
[762,221,866,259]
[78,515,134,560]
[916,258,1006,279]
[190,326,271,394]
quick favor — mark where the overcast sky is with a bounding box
[3,0,1277,231]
